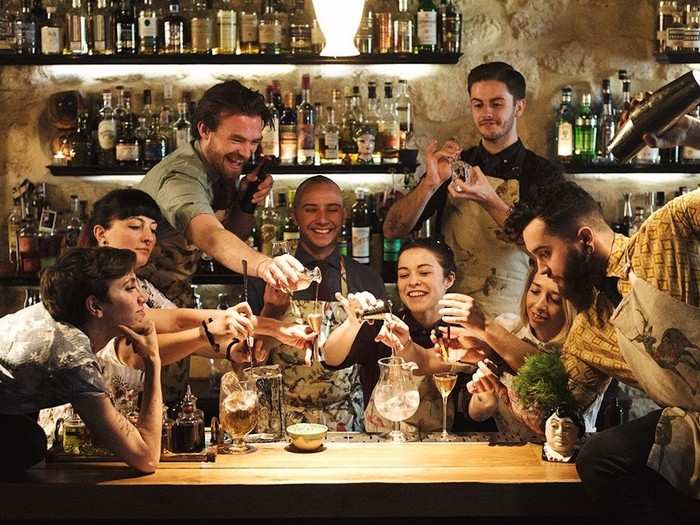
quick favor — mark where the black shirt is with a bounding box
[246,245,386,315]
[415,139,563,233]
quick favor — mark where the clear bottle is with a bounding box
[238,0,259,54]
[135,116,149,160]
[416,0,437,53]
[116,117,141,167]
[160,84,176,149]
[597,80,616,163]
[191,0,214,53]
[355,3,374,54]
[351,188,371,265]
[311,17,324,54]
[261,84,280,158]
[8,198,22,269]
[364,81,382,164]
[161,404,175,454]
[115,0,137,55]
[258,0,282,54]
[163,0,186,54]
[138,0,160,55]
[174,101,192,149]
[313,102,324,165]
[375,0,393,54]
[0,0,17,54]
[143,117,169,166]
[393,0,414,54]
[64,194,84,249]
[554,86,575,163]
[573,93,597,163]
[90,0,115,55]
[260,191,279,256]
[289,0,311,54]
[282,189,300,252]
[41,6,64,55]
[65,0,89,55]
[96,90,118,167]
[113,85,128,134]
[395,79,412,150]
[379,81,400,164]
[321,105,341,165]
[279,92,297,166]
[15,0,38,55]
[70,113,94,166]
[215,0,237,55]
[296,74,315,166]
[274,0,289,53]
[440,0,461,53]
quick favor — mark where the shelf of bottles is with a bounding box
[0,0,463,65]
[655,1,700,63]
[561,162,700,174]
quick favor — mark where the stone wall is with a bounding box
[1,0,699,314]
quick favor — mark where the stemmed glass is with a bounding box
[432,372,458,441]
[219,371,259,454]
[373,356,420,442]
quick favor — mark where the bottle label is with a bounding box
[259,24,282,45]
[191,19,213,51]
[352,227,370,263]
[116,143,140,162]
[297,123,315,151]
[557,122,573,157]
[98,120,117,149]
[117,24,135,50]
[290,26,311,49]
[139,16,158,39]
[41,27,62,55]
[240,14,258,42]
[682,145,700,161]
[381,129,400,151]
[93,15,107,49]
[417,11,437,46]
[666,27,686,48]
[683,28,700,49]
[262,119,280,157]
[217,12,236,50]
[323,131,339,159]
[280,129,297,164]
[176,128,191,149]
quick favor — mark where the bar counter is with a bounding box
[2,434,589,521]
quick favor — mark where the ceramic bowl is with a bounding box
[286,423,328,451]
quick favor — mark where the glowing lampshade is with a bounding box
[312,0,365,57]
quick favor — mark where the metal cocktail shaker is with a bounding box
[608,70,700,163]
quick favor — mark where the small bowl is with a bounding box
[286,423,328,451]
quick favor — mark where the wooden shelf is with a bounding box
[47,163,418,177]
[655,52,700,64]
[562,162,700,174]
[0,52,462,66]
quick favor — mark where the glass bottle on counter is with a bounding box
[70,113,94,166]
[163,0,186,54]
[15,0,38,55]
[62,407,90,455]
[282,189,300,252]
[41,6,63,55]
[296,74,315,166]
[375,0,393,54]
[143,117,169,166]
[289,0,312,54]
[364,80,381,158]
[115,0,137,55]
[191,0,214,53]
[0,1,16,54]
[172,385,205,453]
[657,1,678,53]
[440,0,461,53]
[239,0,259,54]
[215,0,237,55]
[261,85,280,158]
[259,0,282,54]
[621,192,634,236]
[321,105,341,165]
[416,0,438,53]
[574,93,597,163]
[279,92,297,166]
[311,17,324,54]
[393,0,414,54]
[90,0,115,55]
[554,86,575,163]
[274,0,290,53]
[352,188,371,265]
[138,0,160,55]
[97,89,118,167]
[174,101,192,150]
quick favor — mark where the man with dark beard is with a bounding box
[503,181,700,524]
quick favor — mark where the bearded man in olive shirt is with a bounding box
[384,62,562,316]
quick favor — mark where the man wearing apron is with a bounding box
[248,176,386,431]
[504,182,700,522]
[383,62,562,317]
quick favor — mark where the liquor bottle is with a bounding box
[658,1,678,53]
[160,84,176,148]
[393,0,414,54]
[621,192,633,236]
[116,117,141,167]
[261,85,280,158]
[313,102,324,165]
[440,0,461,53]
[143,117,169,166]
[135,116,149,160]
[379,81,400,164]
[113,85,128,134]
[239,0,259,54]
[174,101,192,149]
[683,104,700,162]
[90,0,115,55]
[321,105,341,165]
[215,0,237,55]
[96,90,118,167]
[282,189,300,253]
[685,4,700,53]
[355,3,374,54]
[338,219,350,257]
[381,195,401,283]
[191,0,214,53]
[396,79,412,149]
[416,0,437,53]
[115,0,137,55]
[18,215,40,275]
[289,0,311,54]
[41,6,64,55]
[364,81,382,163]
[70,113,94,166]
[274,0,289,53]
[172,386,205,453]
[260,192,279,257]
[598,80,616,163]
[665,2,685,53]
[64,194,84,249]
[15,0,38,55]
[275,191,288,235]
[162,0,185,54]
[138,0,159,55]
[258,0,281,54]
[296,74,315,166]
[311,17,324,54]
[340,87,360,164]
[279,92,297,166]
[7,198,22,269]
[554,86,575,163]
[351,188,371,265]
[375,0,393,54]
[573,93,597,163]
[65,0,89,55]
[0,0,16,54]
[368,193,382,274]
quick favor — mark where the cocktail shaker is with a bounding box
[608,70,700,163]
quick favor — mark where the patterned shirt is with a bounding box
[563,190,700,409]
[0,303,110,415]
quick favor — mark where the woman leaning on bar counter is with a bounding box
[0,248,163,474]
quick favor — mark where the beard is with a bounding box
[560,246,598,311]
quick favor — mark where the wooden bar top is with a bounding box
[2,440,589,520]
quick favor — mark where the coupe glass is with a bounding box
[219,371,258,454]
[373,356,420,442]
[432,372,458,441]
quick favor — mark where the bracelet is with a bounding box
[201,318,220,354]
[225,339,240,362]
